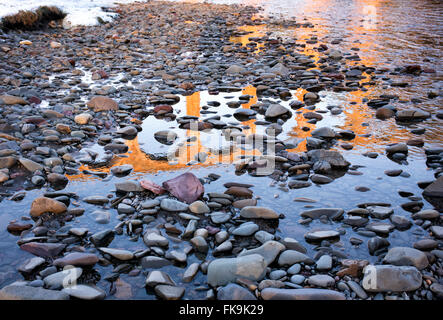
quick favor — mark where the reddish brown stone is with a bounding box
[140,179,166,195]
[162,172,204,204]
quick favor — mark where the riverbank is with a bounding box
[0,0,441,300]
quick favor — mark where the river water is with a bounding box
[0,0,441,299]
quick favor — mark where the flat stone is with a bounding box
[307,275,335,287]
[207,254,267,287]
[183,263,200,282]
[240,206,279,219]
[18,257,45,273]
[160,199,189,212]
[115,181,143,192]
[98,248,134,260]
[154,285,185,300]
[238,240,285,266]
[430,226,443,239]
[217,283,256,300]
[304,230,340,241]
[189,201,210,214]
[232,223,259,236]
[53,253,99,267]
[83,196,109,205]
[145,271,175,287]
[43,268,82,289]
[412,209,440,220]
[301,208,344,221]
[20,242,66,258]
[143,231,169,248]
[141,256,172,269]
[423,176,443,198]
[347,281,368,299]
[367,206,393,219]
[362,265,422,292]
[278,250,314,266]
[307,149,350,168]
[261,288,345,300]
[383,247,428,270]
[62,285,105,300]
[0,285,69,300]
[210,211,231,224]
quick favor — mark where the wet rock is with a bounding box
[140,179,165,194]
[265,104,290,118]
[111,165,133,176]
[160,198,189,212]
[386,143,408,154]
[20,242,66,258]
[83,195,109,205]
[154,130,177,145]
[261,288,345,300]
[396,109,430,121]
[141,256,172,269]
[207,254,267,287]
[311,127,336,139]
[430,226,443,239]
[87,96,118,112]
[98,248,134,260]
[145,271,175,287]
[232,222,259,236]
[18,257,45,273]
[19,158,43,172]
[376,107,395,119]
[278,250,314,266]
[238,240,285,266]
[74,113,92,125]
[183,263,200,282]
[367,206,393,219]
[423,176,443,198]
[90,229,114,247]
[7,222,33,233]
[210,212,231,224]
[62,285,106,300]
[224,186,253,198]
[189,201,210,214]
[0,284,69,300]
[383,247,428,270]
[162,172,204,204]
[316,255,333,271]
[233,198,257,209]
[0,95,28,105]
[413,239,437,251]
[93,210,110,224]
[307,275,335,288]
[155,285,185,300]
[390,215,412,230]
[347,281,368,299]
[301,208,344,221]
[368,236,390,255]
[143,231,169,248]
[281,238,307,253]
[307,149,350,168]
[53,253,99,267]
[240,206,279,219]
[362,265,422,292]
[217,283,256,300]
[43,268,82,289]
[115,181,143,192]
[305,230,340,241]
[190,236,208,253]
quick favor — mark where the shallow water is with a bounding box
[0,0,442,299]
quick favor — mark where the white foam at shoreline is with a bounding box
[0,0,150,28]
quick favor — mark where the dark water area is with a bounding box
[0,0,442,299]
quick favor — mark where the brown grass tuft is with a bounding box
[1,6,66,31]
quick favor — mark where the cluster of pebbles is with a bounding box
[0,1,441,300]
